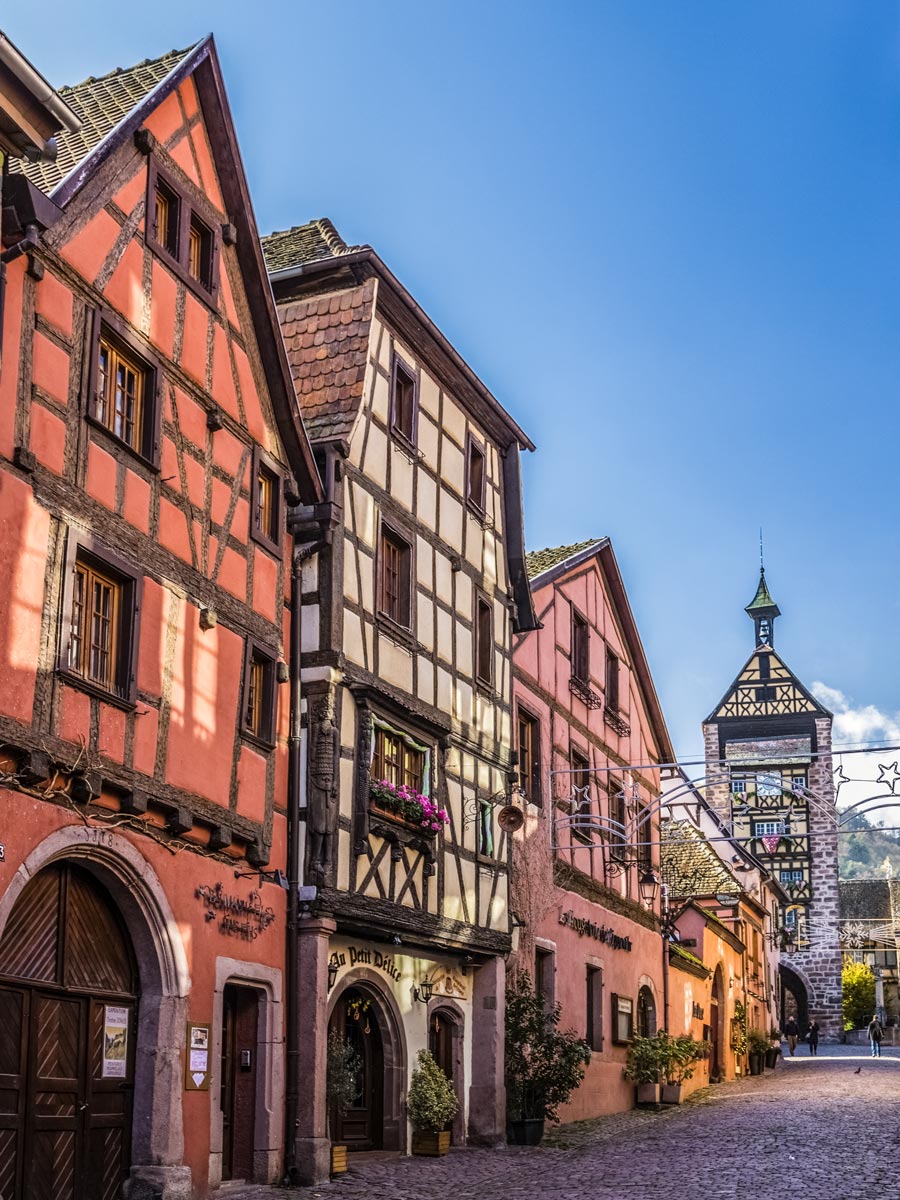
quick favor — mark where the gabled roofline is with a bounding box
[0,32,82,158]
[268,250,535,454]
[526,537,674,764]
[49,39,207,208]
[704,645,832,725]
[44,36,322,504]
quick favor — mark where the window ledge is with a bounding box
[375,612,417,650]
[85,413,160,473]
[57,670,136,712]
[240,729,276,754]
[389,427,420,459]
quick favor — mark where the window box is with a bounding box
[368,778,447,836]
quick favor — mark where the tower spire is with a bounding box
[745,562,780,648]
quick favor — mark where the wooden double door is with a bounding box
[329,989,384,1150]
[0,864,138,1200]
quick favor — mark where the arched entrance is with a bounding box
[428,1003,465,1144]
[637,985,657,1037]
[709,966,725,1081]
[329,987,385,1150]
[0,862,138,1199]
[327,972,406,1153]
[780,962,810,1031]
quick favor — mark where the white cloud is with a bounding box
[810,681,900,747]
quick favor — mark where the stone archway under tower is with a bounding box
[780,961,812,1033]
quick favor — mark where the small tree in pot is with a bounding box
[623,1033,668,1106]
[326,1032,361,1175]
[505,972,591,1144]
[661,1034,709,1103]
[746,1027,770,1076]
[408,1049,458,1156]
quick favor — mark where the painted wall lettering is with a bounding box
[558,908,633,951]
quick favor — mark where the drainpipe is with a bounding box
[283,540,304,1181]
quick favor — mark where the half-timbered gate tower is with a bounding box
[702,570,842,1037]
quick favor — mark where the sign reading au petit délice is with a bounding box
[558,909,633,951]
[329,945,403,982]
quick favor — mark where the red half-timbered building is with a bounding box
[0,38,321,1199]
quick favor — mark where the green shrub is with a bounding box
[505,972,591,1122]
[407,1049,458,1133]
[842,960,876,1031]
[747,1027,771,1055]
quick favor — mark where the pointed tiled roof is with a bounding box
[277,278,376,442]
[745,567,780,615]
[525,539,603,580]
[660,819,739,900]
[13,45,197,194]
[262,219,368,274]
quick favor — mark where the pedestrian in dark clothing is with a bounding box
[784,1017,800,1056]
[807,1021,820,1055]
[868,1015,884,1058]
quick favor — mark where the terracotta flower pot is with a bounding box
[411,1130,451,1156]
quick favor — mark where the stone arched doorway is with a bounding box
[780,962,810,1031]
[637,985,657,1037]
[709,966,725,1081]
[0,861,139,1198]
[328,974,405,1152]
[0,828,190,1199]
[428,1000,465,1144]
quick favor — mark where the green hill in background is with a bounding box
[839,812,900,879]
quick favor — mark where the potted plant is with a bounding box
[765,1025,781,1069]
[326,1031,361,1176]
[408,1049,458,1156]
[369,778,449,835]
[623,1033,668,1106]
[661,1034,709,1104]
[505,972,591,1144]
[747,1027,769,1076]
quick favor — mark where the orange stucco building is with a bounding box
[0,37,322,1200]
[511,538,674,1120]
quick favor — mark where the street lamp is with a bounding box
[413,977,434,1004]
[639,869,660,908]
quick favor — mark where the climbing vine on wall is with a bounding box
[730,1000,748,1056]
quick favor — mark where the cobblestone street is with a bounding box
[225,1046,900,1200]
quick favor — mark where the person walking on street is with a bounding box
[868,1014,884,1058]
[784,1017,800,1056]
[807,1020,820,1055]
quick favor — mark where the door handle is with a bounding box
[77,1102,89,1112]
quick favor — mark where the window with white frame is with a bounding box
[779,869,804,884]
[753,820,785,837]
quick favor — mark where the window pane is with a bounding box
[97,337,145,452]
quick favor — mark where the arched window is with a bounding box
[637,984,657,1037]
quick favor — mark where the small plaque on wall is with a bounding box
[185,1022,211,1091]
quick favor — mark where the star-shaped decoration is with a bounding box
[877,762,900,794]
[833,765,849,790]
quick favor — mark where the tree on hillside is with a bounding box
[842,960,876,1031]
[839,812,900,880]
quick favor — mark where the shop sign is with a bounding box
[102,1005,129,1078]
[330,944,403,982]
[558,908,633,951]
[195,882,275,940]
[185,1022,211,1091]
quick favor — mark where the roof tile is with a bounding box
[525,539,604,580]
[660,820,739,900]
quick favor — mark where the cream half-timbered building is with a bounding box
[264,221,536,1177]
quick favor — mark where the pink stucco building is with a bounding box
[512,538,674,1119]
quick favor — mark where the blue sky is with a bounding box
[9,1,900,761]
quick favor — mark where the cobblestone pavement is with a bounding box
[222,1045,900,1200]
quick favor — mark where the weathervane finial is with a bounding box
[760,527,764,574]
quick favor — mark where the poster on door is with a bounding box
[102,1006,129,1078]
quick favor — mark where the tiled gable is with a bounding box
[261,218,366,273]
[525,539,603,580]
[277,278,375,442]
[661,819,739,900]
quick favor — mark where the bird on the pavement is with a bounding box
[854,1067,861,1074]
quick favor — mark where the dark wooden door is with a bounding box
[709,996,720,1078]
[329,990,383,1150]
[221,984,259,1181]
[0,865,137,1200]
[428,1012,454,1137]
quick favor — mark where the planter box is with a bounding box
[635,1083,660,1106]
[370,804,438,839]
[507,1118,545,1146]
[660,1083,683,1105]
[764,1048,779,1069]
[412,1131,451,1156]
[331,1145,347,1175]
